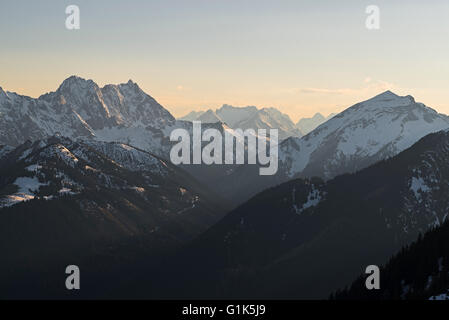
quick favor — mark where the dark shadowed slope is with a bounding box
[334,220,449,300]
[0,136,229,298]
[134,129,449,299]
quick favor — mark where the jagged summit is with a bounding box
[117,78,139,88]
[0,86,13,101]
[57,76,142,94]
[180,104,301,140]
[0,87,6,99]
[57,75,97,91]
[0,76,176,148]
[101,79,143,96]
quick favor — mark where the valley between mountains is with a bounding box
[1,76,449,299]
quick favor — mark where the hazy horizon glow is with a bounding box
[1,0,449,122]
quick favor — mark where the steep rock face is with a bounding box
[41,76,176,130]
[0,76,175,155]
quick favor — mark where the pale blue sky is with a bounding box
[1,0,449,120]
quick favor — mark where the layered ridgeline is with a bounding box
[0,77,297,154]
[3,78,447,207]
[0,136,228,298]
[216,91,449,204]
[144,130,449,299]
[0,77,279,207]
[180,104,303,140]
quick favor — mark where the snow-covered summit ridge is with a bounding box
[354,90,416,110]
[0,76,176,149]
[279,91,449,180]
[179,103,302,140]
[56,75,97,92]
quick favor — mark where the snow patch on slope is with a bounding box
[410,177,430,202]
[0,176,48,208]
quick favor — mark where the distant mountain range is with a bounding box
[211,91,449,205]
[3,77,449,208]
[296,112,336,135]
[3,78,448,212]
[180,108,335,138]
[180,104,303,140]
[2,76,449,299]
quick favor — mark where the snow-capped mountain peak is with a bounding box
[56,75,98,93]
[279,92,449,180]
[356,90,415,110]
[0,76,176,152]
[178,104,301,140]
[215,104,258,127]
[371,89,399,100]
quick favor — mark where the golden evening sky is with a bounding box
[1,0,449,122]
